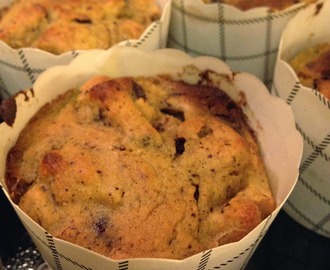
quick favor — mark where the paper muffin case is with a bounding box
[0,0,171,99]
[167,0,314,89]
[272,0,330,239]
[0,47,302,270]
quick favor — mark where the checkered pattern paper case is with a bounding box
[0,47,302,270]
[167,0,309,88]
[273,0,330,238]
[0,44,80,99]
[0,0,171,99]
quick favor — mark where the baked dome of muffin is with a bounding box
[0,0,160,54]
[289,43,330,100]
[4,72,275,260]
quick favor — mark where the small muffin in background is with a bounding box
[289,43,330,100]
[202,0,317,11]
[0,0,161,54]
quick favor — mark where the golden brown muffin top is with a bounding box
[290,43,330,100]
[203,0,316,10]
[0,0,160,54]
[5,73,275,259]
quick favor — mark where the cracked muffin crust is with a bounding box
[289,43,330,100]
[0,0,160,54]
[5,72,275,259]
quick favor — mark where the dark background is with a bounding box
[1,95,330,270]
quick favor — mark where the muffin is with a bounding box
[202,0,316,11]
[289,43,330,100]
[273,0,330,238]
[4,70,275,259]
[0,47,303,269]
[0,0,170,98]
[0,0,161,54]
[168,0,317,89]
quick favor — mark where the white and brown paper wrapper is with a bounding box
[0,0,171,98]
[167,0,312,89]
[272,0,330,238]
[0,47,302,270]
